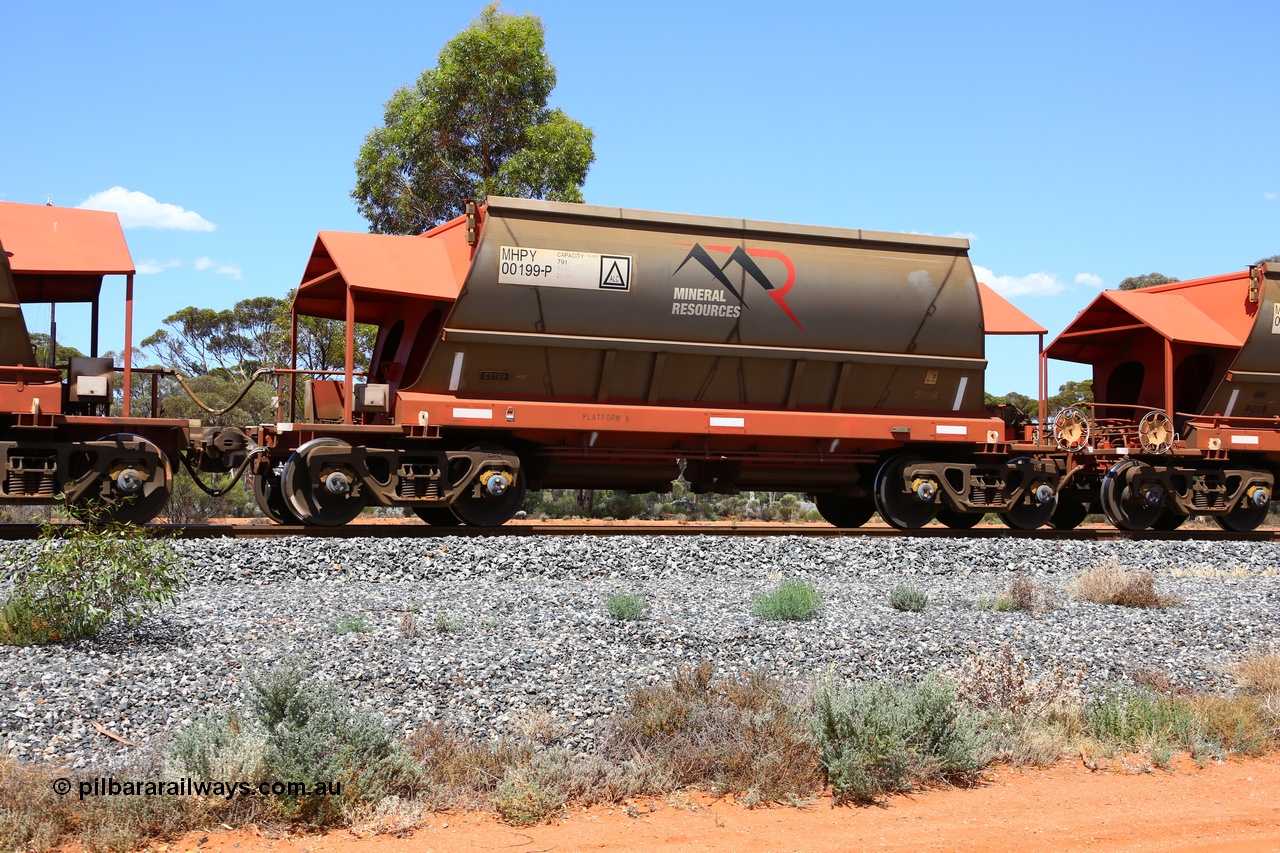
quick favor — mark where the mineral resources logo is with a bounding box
[671,243,802,330]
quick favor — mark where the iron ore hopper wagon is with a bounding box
[255,196,1060,529]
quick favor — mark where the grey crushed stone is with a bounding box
[1,534,1277,769]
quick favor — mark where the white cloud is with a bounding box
[194,256,243,280]
[948,231,979,241]
[1266,192,1278,201]
[137,258,180,275]
[1075,272,1104,289]
[78,187,216,231]
[973,264,1066,297]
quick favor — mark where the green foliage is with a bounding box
[27,332,85,368]
[433,612,463,634]
[1258,254,1280,264]
[752,579,822,621]
[1118,272,1179,290]
[605,593,646,621]
[0,523,187,644]
[813,676,984,804]
[986,380,1093,421]
[889,584,928,612]
[170,663,420,825]
[330,613,372,635]
[1085,687,1274,759]
[352,3,594,234]
[162,466,258,524]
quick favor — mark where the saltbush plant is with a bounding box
[889,584,928,612]
[0,522,187,645]
[605,592,646,621]
[170,663,420,824]
[813,675,984,804]
[752,579,822,621]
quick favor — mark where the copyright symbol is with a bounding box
[52,777,72,796]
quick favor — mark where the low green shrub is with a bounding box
[752,579,822,621]
[0,522,187,645]
[813,675,984,804]
[330,613,372,634]
[1084,688,1273,761]
[605,593,646,621]
[169,663,420,825]
[889,584,928,612]
[433,612,463,633]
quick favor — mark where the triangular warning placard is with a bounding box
[603,261,625,286]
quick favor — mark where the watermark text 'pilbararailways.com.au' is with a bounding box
[52,777,341,801]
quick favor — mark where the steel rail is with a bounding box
[0,522,1277,542]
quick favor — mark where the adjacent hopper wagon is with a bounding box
[1043,263,1280,531]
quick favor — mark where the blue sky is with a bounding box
[2,0,1277,396]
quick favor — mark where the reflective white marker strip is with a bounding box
[448,352,464,391]
[589,431,598,447]
[1225,388,1239,417]
[936,424,967,436]
[452,408,493,419]
[1230,435,1260,445]
[829,439,840,453]
[952,376,969,411]
[710,416,745,428]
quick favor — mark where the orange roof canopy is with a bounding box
[0,201,134,302]
[977,282,1047,335]
[1046,272,1253,364]
[295,231,464,324]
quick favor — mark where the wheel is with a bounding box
[69,433,173,524]
[999,457,1057,530]
[874,455,939,530]
[1214,501,1269,532]
[1049,499,1090,530]
[252,467,301,525]
[935,508,984,529]
[1152,510,1188,531]
[413,507,461,526]
[1099,460,1162,531]
[447,444,526,528]
[281,438,368,526]
[815,494,877,528]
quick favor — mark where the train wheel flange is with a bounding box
[874,455,939,530]
[281,438,368,527]
[1215,483,1270,532]
[69,433,173,525]
[448,444,526,528]
[999,457,1057,530]
[252,465,301,525]
[815,494,877,529]
[1099,460,1162,531]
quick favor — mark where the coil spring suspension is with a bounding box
[396,464,442,499]
[6,457,57,498]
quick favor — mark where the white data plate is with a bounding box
[499,246,632,291]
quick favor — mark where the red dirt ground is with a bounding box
[139,756,1280,853]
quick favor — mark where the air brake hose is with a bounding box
[177,446,266,497]
[167,367,275,416]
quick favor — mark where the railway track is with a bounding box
[1,521,1277,541]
